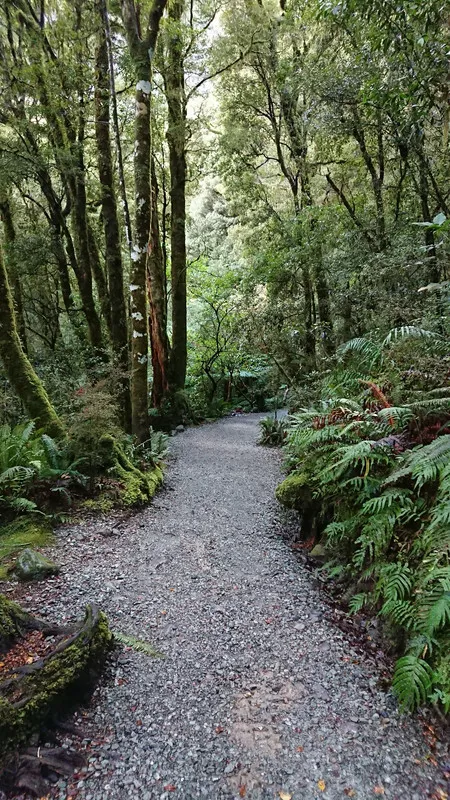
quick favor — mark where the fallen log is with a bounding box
[0,594,112,763]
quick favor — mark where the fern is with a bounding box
[41,434,61,470]
[378,563,413,601]
[380,599,415,628]
[392,656,433,710]
[348,593,371,613]
[113,631,163,657]
[422,590,450,636]
[382,326,438,346]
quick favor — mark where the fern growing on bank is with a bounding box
[281,348,450,713]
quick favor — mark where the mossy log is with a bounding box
[0,595,112,763]
[98,433,163,506]
[275,473,313,510]
[275,472,322,540]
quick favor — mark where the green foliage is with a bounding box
[113,631,163,657]
[259,416,287,446]
[0,516,54,581]
[280,347,450,712]
[65,382,124,475]
[0,421,86,515]
[392,656,434,711]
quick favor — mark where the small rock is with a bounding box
[309,543,327,559]
[14,548,60,581]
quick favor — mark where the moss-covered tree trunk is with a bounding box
[0,199,27,354]
[95,0,132,430]
[165,0,187,391]
[0,246,64,439]
[148,158,171,407]
[121,0,167,441]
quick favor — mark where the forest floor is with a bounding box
[3,414,449,800]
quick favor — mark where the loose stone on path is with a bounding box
[8,414,448,799]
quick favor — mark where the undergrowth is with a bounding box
[278,327,450,713]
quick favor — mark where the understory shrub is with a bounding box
[278,328,450,713]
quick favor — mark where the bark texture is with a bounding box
[0,246,64,439]
[148,159,171,407]
[165,0,187,390]
[0,199,27,353]
[121,0,167,441]
[94,3,132,429]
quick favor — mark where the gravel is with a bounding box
[4,413,449,799]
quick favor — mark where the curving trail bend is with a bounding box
[11,414,446,800]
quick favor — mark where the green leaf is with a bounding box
[392,655,433,710]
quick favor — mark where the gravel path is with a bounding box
[6,414,448,800]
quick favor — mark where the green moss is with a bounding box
[97,434,163,508]
[80,497,115,514]
[0,516,54,582]
[0,602,113,762]
[275,472,313,510]
[0,595,31,651]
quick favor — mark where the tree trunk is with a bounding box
[148,159,171,407]
[71,187,105,355]
[165,0,187,391]
[99,0,133,255]
[95,1,131,428]
[0,200,27,354]
[313,254,335,357]
[120,0,167,440]
[0,246,64,439]
[87,222,111,332]
[301,264,316,371]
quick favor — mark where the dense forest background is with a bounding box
[0,0,449,713]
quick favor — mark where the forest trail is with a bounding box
[13,414,445,800]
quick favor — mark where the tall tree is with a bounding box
[0,244,64,439]
[121,0,167,440]
[148,157,171,406]
[164,0,187,391]
[95,0,131,429]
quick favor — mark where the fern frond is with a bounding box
[382,326,438,346]
[348,593,371,613]
[41,434,61,470]
[362,489,413,517]
[378,562,413,601]
[337,337,382,366]
[9,497,39,512]
[380,599,415,627]
[113,631,163,657]
[422,591,450,636]
[392,655,433,710]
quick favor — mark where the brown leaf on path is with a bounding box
[344,789,356,797]
[215,725,224,734]
[296,746,303,752]
[318,779,326,791]
[239,785,246,797]
[373,788,385,795]
[163,784,176,792]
